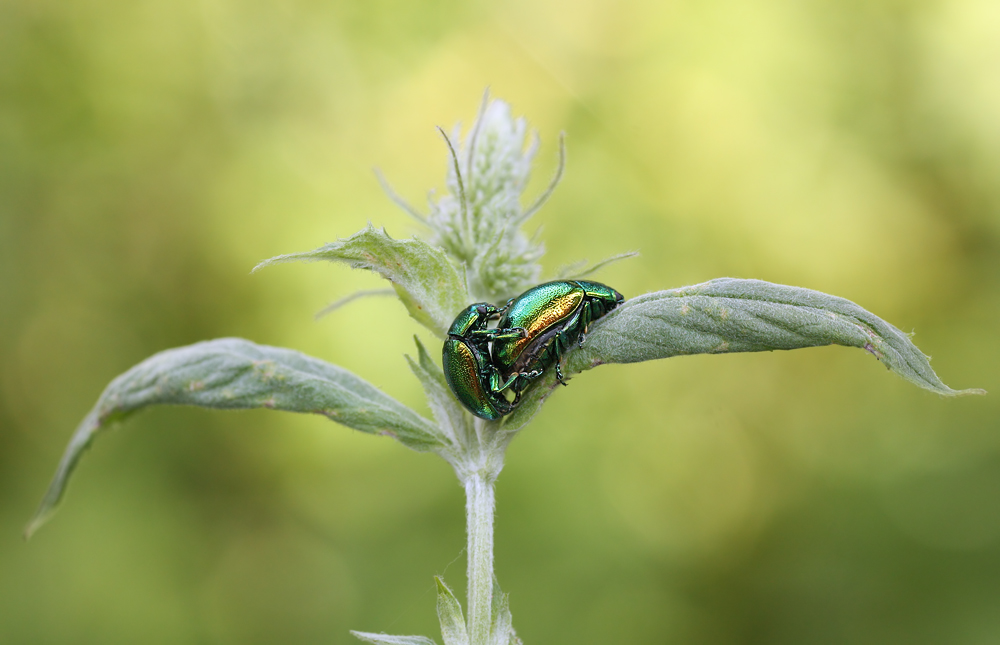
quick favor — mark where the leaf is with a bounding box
[26,338,444,538]
[351,632,438,645]
[406,336,472,449]
[567,278,985,396]
[556,251,639,280]
[316,288,396,319]
[489,576,514,645]
[436,576,469,645]
[254,225,469,338]
[521,132,566,222]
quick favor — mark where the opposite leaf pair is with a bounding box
[352,577,518,645]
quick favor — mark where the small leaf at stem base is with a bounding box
[351,632,438,645]
[436,576,470,645]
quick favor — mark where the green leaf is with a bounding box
[26,338,444,538]
[351,632,438,645]
[489,577,514,645]
[254,224,469,338]
[568,278,985,396]
[555,251,639,280]
[435,576,469,645]
[316,288,396,319]
[406,336,472,450]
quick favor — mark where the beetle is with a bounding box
[441,302,528,420]
[491,280,624,394]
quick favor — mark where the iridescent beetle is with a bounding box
[441,303,527,421]
[492,280,624,394]
[442,280,624,420]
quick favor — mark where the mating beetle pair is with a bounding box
[442,280,625,420]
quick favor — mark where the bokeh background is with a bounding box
[2,0,999,642]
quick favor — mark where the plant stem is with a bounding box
[465,471,495,645]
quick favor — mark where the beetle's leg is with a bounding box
[579,299,607,346]
[508,366,546,405]
[564,306,584,332]
[554,361,567,384]
[499,372,519,392]
[503,367,543,404]
[511,372,534,400]
[473,302,503,319]
[547,334,572,386]
[486,366,520,395]
[578,310,595,347]
[553,323,577,354]
[578,302,596,345]
[490,326,526,340]
[471,326,524,341]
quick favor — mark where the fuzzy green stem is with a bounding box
[465,472,495,645]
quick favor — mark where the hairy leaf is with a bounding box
[406,336,471,450]
[351,633,438,645]
[555,251,639,280]
[436,576,469,645]
[254,225,468,338]
[26,338,443,538]
[490,576,514,645]
[568,278,985,396]
[316,288,396,319]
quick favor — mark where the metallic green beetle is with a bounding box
[492,280,625,394]
[441,303,527,420]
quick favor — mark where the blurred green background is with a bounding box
[2,0,999,642]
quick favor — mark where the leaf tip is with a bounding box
[951,387,987,397]
[23,508,52,541]
[251,255,289,273]
[413,334,432,358]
